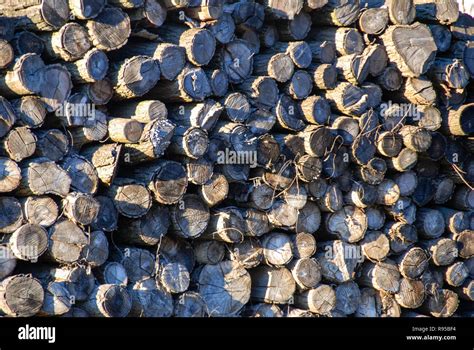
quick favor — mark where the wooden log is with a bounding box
[0,275,44,317]
[414,0,459,25]
[311,0,360,26]
[376,65,403,91]
[441,261,468,287]
[250,265,295,304]
[356,157,387,185]
[82,284,132,317]
[0,196,23,234]
[284,70,313,100]
[229,237,263,269]
[207,12,235,44]
[39,280,71,316]
[63,192,99,225]
[169,194,209,239]
[396,247,429,279]
[158,262,190,294]
[450,40,474,78]
[453,279,474,302]
[0,53,45,99]
[106,178,151,219]
[288,258,321,290]
[260,232,293,266]
[11,96,46,129]
[243,303,283,318]
[436,207,470,235]
[384,221,418,254]
[253,52,294,83]
[0,39,13,69]
[317,240,360,283]
[421,289,458,317]
[109,99,167,124]
[128,0,167,26]
[275,11,312,41]
[388,148,418,172]
[0,127,36,162]
[336,53,371,85]
[81,230,108,267]
[295,284,337,315]
[448,186,474,211]
[399,125,432,152]
[20,196,58,228]
[81,143,122,186]
[394,278,425,309]
[358,260,400,293]
[325,205,368,243]
[198,173,228,207]
[46,218,88,264]
[194,240,225,265]
[39,64,72,112]
[312,27,364,56]
[381,22,437,77]
[428,58,470,89]
[360,230,390,262]
[77,79,113,106]
[441,103,474,136]
[34,129,69,162]
[358,7,388,35]
[365,208,386,230]
[11,31,44,56]
[393,76,436,105]
[429,24,452,52]
[453,230,474,259]
[356,287,401,317]
[128,277,173,317]
[267,200,299,228]
[317,183,343,213]
[306,40,336,64]
[387,0,416,25]
[96,262,128,286]
[40,23,91,62]
[86,7,131,51]
[61,154,99,195]
[111,246,155,283]
[325,82,369,116]
[51,265,95,301]
[182,156,213,186]
[174,291,207,317]
[198,260,251,316]
[63,49,108,84]
[9,223,48,262]
[116,204,169,246]
[237,75,279,110]
[69,0,106,19]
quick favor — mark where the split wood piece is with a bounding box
[81,230,108,267]
[421,289,458,317]
[253,52,294,83]
[205,69,229,97]
[116,204,169,246]
[170,194,210,239]
[109,100,167,124]
[396,247,429,279]
[398,77,437,105]
[109,56,160,100]
[312,27,365,56]
[336,53,371,85]
[173,291,207,317]
[68,0,106,19]
[270,41,312,69]
[325,82,369,116]
[228,237,263,269]
[111,246,155,283]
[40,23,91,62]
[381,22,437,77]
[429,24,452,53]
[81,143,122,186]
[0,53,45,98]
[388,148,418,172]
[122,119,175,164]
[0,127,36,162]
[294,284,337,315]
[358,7,388,35]
[326,205,368,243]
[46,219,88,264]
[11,31,43,58]
[414,0,459,25]
[128,278,173,317]
[386,0,416,25]
[360,231,390,262]
[90,196,118,232]
[17,158,71,198]
[206,12,235,44]
[130,160,188,205]
[9,223,48,262]
[249,265,295,304]
[428,58,469,89]
[0,39,13,69]
[194,240,225,265]
[64,49,109,84]
[198,173,228,207]
[149,65,211,102]
[283,70,312,100]
[0,197,22,234]
[106,178,151,219]
[0,275,44,317]
[288,258,321,290]
[86,7,131,51]
[275,11,312,41]
[82,284,132,318]
[311,0,360,26]
[384,221,418,254]
[96,262,128,286]
[394,278,425,309]
[376,65,403,91]
[0,0,70,31]
[237,76,279,110]
[441,103,474,136]
[11,96,46,129]
[20,196,58,228]
[317,240,360,283]
[198,260,251,317]
[34,129,69,162]
[358,260,400,293]
[61,154,99,195]
[356,287,401,317]
[63,192,99,225]
[78,79,113,106]
[39,64,72,112]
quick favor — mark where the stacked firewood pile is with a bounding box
[0,0,472,318]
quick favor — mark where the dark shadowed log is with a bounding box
[77,79,113,106]
[90,196,118,232]
[325,82,368,116]
[441,103,474,136]
[384,221,418,254]
[414,0,459,25]
[194,240,225,265]
[399,125,432,152]
[306,40,336,64]
[429,24,452,52]
[61,154,99,195]
[387,0,416,25]
[429,58,469,89]
[111,246,155,283]
[358,260,400,293]
[170,194,209,239]
[39,64,72,112]
[361,83,382,109]
[82,284,131,318]
[95,262,128,286]
[376,65,403,91]
[366,208,386,230]
[356,287,401,317]
[317,240,360,283]
[64,49,108,84]
[128,278,173,317]
[11,31,44,56]
[207,12,235,44]
[0,245,16,281]
[450,40,474,78]
[317,183,343,213]
[40,23,90,62]
[173,291,207,317]
[276,11,312,41]
[436,207,470,235]
[81,230,108,267]
[453,230,474,259]
[312,27,364,56]
[284,70,313,100]
[69,0,106,19]
[34,129,69,162]
[237,76,279,110]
